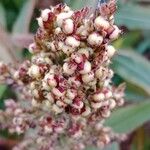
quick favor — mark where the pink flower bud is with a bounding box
[63,62,77,75]
[91,102,102,109]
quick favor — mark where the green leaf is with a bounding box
[115,4,150,30]
[85,142,119,150]
[64,0,97,10]
[0,85,7,98]
[105,100,150,133]
[0,3,6,28]
[113,31,141,49]
[12,0,36,34]
[112,50,150,96]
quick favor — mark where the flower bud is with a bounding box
[63,62,77,75]
[52,104,63,114]
[41,9,51,21]
[65,36,80,48]
[28,65,41,78]
[79,61,91,74]
[71,53,83,64]
[87,32,103,47]
[93,92,105,102]
[44,73,57,87]
[52,87,65,97]
[37,17,44,28]
[107,45,116,58]
[82,71,94,83]
[66,89,77,99]
[56,11,73,27]
[91,102,102,109]
[62,18,74,34]
[109,99,116,109]
[94,16,110,30]
[82,106,91,116]
[109,25,121,40]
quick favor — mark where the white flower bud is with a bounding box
[52,88,65,97]
[44,125,52,133]
[66,89,76,99]
[44,73,57,87]
[82,72,94,83]
[52,104,63,114]
[55,27,62,35]
[32,99,40,107]
[63,98,72,104]
[28,65,41,78]
[101,110,111,118]
[109,99,116,109]
[105,91,112,99]
[93,93,105,102]
[107,45,116,58]
[56,11,73,27]
[42,81,51,91]
[62,45,74,55]
[94,16,110,30]
[62,18,74,34]
[65,36,80,48]
[41,9,51,21]
[37,17,44,28]
[109,25,121,40]
[82,106,91,116]
[79,61,91,74]
[56,101,66,107]
[78,48,90,58]
[45,93,54,103]
[71,53,82,64]
[91,102,102,109]
[87,32,103,46]
[63,62,76,75]
[43,100,51,108]
[28,43,37,54]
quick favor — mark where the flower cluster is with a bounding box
[0,1,125,150]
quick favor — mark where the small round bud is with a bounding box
[66,89,77,99]
[62,18,74,34]
[82,72,94,83]
[79,61,91,74]
[91,102,102,109]
[109,99,116,109]
[41,9,51,21]
[28,65,41,78]
[65,36,80,48]
[56,11,73,27]
[37,17,44,28]
[107,45,116,58]
[82,106,91,116]
[52,88,65,97]
[93,93,105,102]
[109,25,121,40]
[52,104,63,114]
[94,16,110,30]
[87,32,103,46]
[63,62,77,75]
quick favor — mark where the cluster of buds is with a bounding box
[0,1,125,150]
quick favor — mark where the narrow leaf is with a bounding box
[0,3,6,28]
[112,50,150,95]
[105,100,150,133]
[12,0,37,34]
